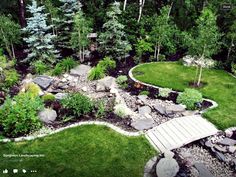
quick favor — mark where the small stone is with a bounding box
[205,140,214,148]
[214,145,227,152]
[38,108,57,123]
[164,150,175,158]
[156,158,179,177]
[214,151,226,162]
[153,104,166,115]
[61,78,67,82]
[138,106,152,115]
[228,146,236,153]
[81,86,87,92]
[218,138,236,146]
[55,93,68,100]
[137,95,148,103]
[131,118,155,131]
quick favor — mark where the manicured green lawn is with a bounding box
[132,62,236,130]
[0,125,156,177]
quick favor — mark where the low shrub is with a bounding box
[3,69,19,88]
[24,83,41,97]
[61,93,94,117]
[0,93,43,137]
[52,64,64,76]
[114,104,128,118]
[98,57,116,71]
[60,57,77,72]
[33,60,48,75]
[139,90,150,96]
[158,88,172,98]
[177,88,203,110]
[95,100,106,118]
[42,93,55,102]
[88,65,105,80]
[116,75,128,89]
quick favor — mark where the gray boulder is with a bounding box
[38,108,57,123]
[194,163,215,177]
[55,93,68,100]
[154,104,166,115]
[131,118,155,131]
[33,75,54,90]
[138,106,152,115]
[156,158,179,177]
[96,76,116,92]
[166,105,186,114]
[70,64,91,76]
[218,138,236,146]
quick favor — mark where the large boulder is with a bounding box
[131,118,155,131]
[156,158,179,177]
[96,76,116,92]
[38,108,57,123]
[70,64,91,76]
[33,75,54,90]
[218,138,236,146]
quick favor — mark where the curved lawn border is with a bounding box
[128,62,218,113]
[0,121,143,143]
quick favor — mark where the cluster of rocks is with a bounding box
[200,129,236,172]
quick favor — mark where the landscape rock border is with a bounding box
[0,121,143,143]
[128,63,218,113]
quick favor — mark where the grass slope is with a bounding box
[132,62,236,130]
[0,125,156,177]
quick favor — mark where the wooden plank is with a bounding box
[146,131,166,151]
[158,125,181,146]
[152,128,173,150]
[155,126,178,147]
[183,117,205,135]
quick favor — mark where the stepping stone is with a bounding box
[154,104,166,115]
[131,118,154,131]
[166,105,186,113]
[138,106,152,115]
[38,108,57,124]
[137,95,148,103]
[194,163,215,177]
[70,64,91,76]
[156,158,179,177]
[33,75,53,90]
[218,138,236,146]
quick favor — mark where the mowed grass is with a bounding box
[0,125,156,177]
[132,62,236,130]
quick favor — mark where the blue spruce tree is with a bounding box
[23,0,59,64]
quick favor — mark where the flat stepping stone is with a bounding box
[70,64,91,76]
[33,75,53,90]
[154,104,166,115]
[194,163,215,177]
[138,106,152,115]
[166,104,186,113]
[131,118,155,131]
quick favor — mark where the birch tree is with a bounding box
[138,0,145,23]
[123,0,128,11]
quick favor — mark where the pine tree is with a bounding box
[98,2,131,61]
[57,0,82,49]
[23,0,59,64]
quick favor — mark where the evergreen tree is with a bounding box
[23,0,59,64]
[71,12,92,62]
[98,2,131,61]
[57,0,82,49]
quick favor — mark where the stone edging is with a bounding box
[128,63,218,113]
[0,121,143,143]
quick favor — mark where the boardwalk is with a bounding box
[145,115,219,152]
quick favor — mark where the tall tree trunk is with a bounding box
[123,0,128,11]
[11,42,16,59]
[194,66,199,85]
[18,0,26,27]
[157,44,161,61]
[138,0,145,23]
[197,65,203,86]
[227,38,234,62]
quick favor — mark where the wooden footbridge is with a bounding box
[145,115,219,152]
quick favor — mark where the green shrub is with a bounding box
[114,104,128,118]
[116,75,128,89]
[33,60,48,75]
[158,54,166,61]
[139,90,150,96]
[95,100,106,118]
[60,57,77,72]
[98,57,116,71]
[88,65,106,80]
[42,93,55,102]
[61,93,94,117]
[3,69,19,88]
[0,93,43,137]
[158,88,172,98]
[24,83,41,97]
[52,64,64,76]
[177,88,203,110]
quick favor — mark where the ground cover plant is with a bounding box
[0,125,155,177]
[132,62,236,129]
